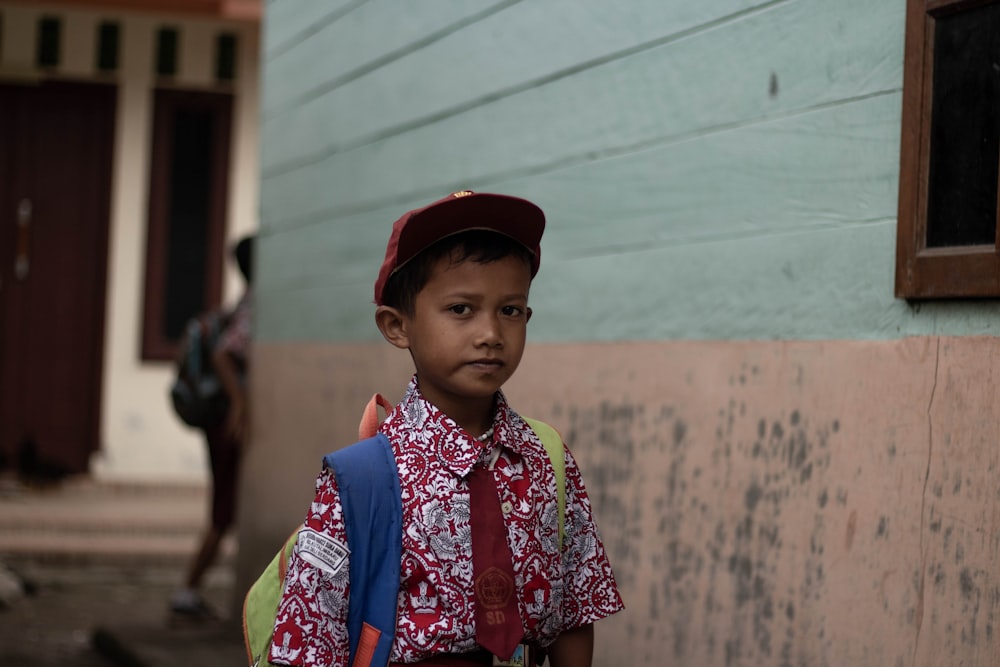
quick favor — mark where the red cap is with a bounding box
[374,190,545,305]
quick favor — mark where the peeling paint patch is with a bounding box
[875,516,889,539]
[568,390,843,666]
[548,340,1000,666]
[845,510,857,551]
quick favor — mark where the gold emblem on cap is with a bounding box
[452,190,473,198]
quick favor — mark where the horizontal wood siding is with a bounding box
[262,0,355,57]
[261,0,769,169]
[258,0,1000,343]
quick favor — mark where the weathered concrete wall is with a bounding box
[237,335,1000,666]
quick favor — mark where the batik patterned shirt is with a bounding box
[269,378,623,666]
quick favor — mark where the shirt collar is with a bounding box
[385,375,531,478]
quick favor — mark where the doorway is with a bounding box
[0,81,116,477]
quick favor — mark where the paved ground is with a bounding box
[0,561,245,666]
[0,475,247,667]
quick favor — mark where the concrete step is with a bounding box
[0,475,234,569]
[0,533,238,568]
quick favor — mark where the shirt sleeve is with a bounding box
[558,444,625,628]
[269,468,353,667]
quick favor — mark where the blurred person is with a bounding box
[171,234,254,618]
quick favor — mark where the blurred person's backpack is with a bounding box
[169,309,230,429]
[242,395,566,667]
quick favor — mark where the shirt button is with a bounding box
[501,501,514,514]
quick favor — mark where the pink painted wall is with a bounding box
[238,335,1000,666]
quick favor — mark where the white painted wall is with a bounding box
[0,4,259,482]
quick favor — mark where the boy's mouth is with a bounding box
[468,358,504,370]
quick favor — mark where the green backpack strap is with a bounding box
[243,528,299,667]
[523,417,566,547]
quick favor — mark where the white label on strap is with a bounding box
[297,528,349,575]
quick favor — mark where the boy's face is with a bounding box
[387,252,532,428]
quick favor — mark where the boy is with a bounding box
[269,191,623,666]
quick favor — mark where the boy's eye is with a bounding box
[501,305,524,317]
[448,304,471,315]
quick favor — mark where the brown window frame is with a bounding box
[896,0,1000,298]
[141,88,232,361]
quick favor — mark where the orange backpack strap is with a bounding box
[358,393,394,439]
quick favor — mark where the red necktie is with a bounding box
[467,466,523,660]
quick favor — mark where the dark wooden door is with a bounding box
[0,81,116,477]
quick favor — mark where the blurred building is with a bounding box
[240,2,1000,666]
[0,1,259,482]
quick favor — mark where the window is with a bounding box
[895,0,1000,298]
[215,32,238,82]
[141,89,233,361]
[36,16,60,68]
[155,26,179,77]
[96,21,120,72]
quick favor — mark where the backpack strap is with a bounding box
[242,435,401,667]
[358,393,394,440]
[323,434,402,667]
[242,527,300,667]
[522,417,566,547]
[243,396,401,667]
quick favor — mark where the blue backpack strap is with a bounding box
[323,434,401,667]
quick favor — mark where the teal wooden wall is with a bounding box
[257,0,1000,343]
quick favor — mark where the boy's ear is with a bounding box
[375,305,411,350]
[526,306,532,323]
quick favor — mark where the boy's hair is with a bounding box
[380,230,535,315]
[374,191,545,306]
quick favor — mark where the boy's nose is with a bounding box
[476,313,503,348]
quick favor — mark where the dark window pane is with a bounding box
[216,32,237,82]
[37,17,60,68]
[163,110,214,339]
[926,4,1000,248]
[142,90,232,360]
[156,27,178,77]
[96,21,119,72]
